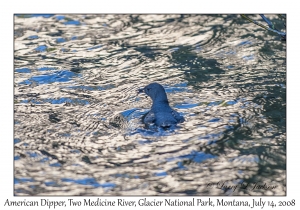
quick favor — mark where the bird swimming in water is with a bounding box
[138,82,185,127]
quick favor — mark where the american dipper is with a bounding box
[138,83,185,127]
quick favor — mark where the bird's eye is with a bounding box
[147,88,150,91]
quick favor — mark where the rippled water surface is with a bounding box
[14,14,286,195]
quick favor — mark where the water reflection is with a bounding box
[14,14,286,196]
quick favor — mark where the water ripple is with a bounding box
[14,14,286,196]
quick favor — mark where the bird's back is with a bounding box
[150,103,184,127]
[154,111,179,127]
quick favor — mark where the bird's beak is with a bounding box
[137,87,145,95]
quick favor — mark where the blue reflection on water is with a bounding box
[28,35,39,40]
[14,178,35,184]
[194,45,202,52]
[230,113,239,117]
[60,133,71,137]
[50,98,88,105]
[227,100,237,105]
[121,108,138,118]
[50,162,62,167]
[56,38,66,43]
[169,47,179,52]
[56,15,65,20]
[237,40,252,46]
[280,84,286,88]
[20,97,89,105]
[35,45,48,52]
[37,67,57,71]
[27,152,39,158]
[64,20,81,25]
[226,50,236,55]
[16,14,54,18]
[40,157,50,162]
[31,14,54,18]
[61,178,116,188]
[72,164,82,167]
[175,82,188,87]
[70,149,81,154]
[154,171,168,177]
[177,161,186,169]
[87,45,102,51]
[15,68,31,73]
[20,70,80,85]
[243,55,254,61]
[45,181,57,186]
[14,138,21,144]
[138,139,152,145]
[224,125,234,130]
[208,118,220,122]
[167,151,216,164]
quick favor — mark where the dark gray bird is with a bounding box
[138,83,185,127]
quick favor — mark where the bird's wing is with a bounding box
[144,110,156,124]
[171,109,185,123]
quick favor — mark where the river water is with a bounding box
[14,14,286,195]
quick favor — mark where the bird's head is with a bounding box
[138,82,168,103]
